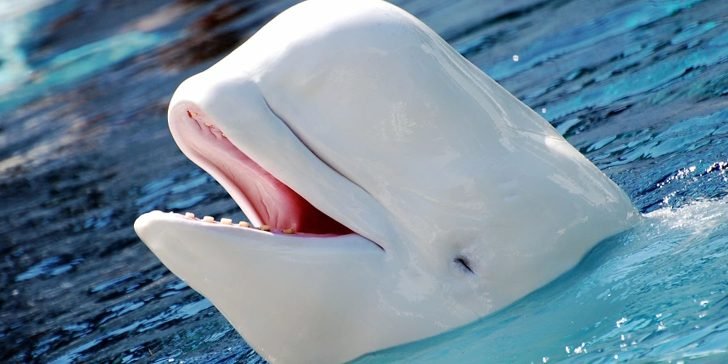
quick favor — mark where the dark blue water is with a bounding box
[0,0,725,363]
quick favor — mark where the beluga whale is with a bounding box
[134,0,639,362]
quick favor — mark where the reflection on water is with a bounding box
[0,0,725,362]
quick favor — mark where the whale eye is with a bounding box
[454,255,474,274]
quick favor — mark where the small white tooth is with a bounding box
[238,221,251,228]
[283,228,295,234]
[259,225,270,232]
[202,216,215,223]
[221,218,232,225]
[185,212,195,219]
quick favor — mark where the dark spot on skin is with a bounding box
[454,255,474,274]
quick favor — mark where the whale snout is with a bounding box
[133,210,163,250]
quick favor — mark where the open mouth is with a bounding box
[168,105,353,236]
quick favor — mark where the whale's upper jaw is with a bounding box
[143,80,399,253]
[166,100,356,237]
[136,90,389,249]
[147,64,405,254]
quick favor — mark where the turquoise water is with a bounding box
[355,199,728,363]
[0,0,726,362]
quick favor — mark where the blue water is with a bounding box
[0,0,725,363]
[355,199,728,363]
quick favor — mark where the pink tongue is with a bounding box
[174,112,352,235]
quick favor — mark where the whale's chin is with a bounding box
[169,103,352,236]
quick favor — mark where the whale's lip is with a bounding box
[134,209,383,255]
[136,210,351,239]
[164,102,365,240]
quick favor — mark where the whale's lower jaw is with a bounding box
[134,211,485,364]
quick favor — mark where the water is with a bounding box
[355,199,728,363]
[0,0,725,363]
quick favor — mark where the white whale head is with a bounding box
[134,0,638,362]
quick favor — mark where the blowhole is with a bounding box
[454,255,474,274]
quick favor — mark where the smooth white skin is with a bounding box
[134,0,639,363]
